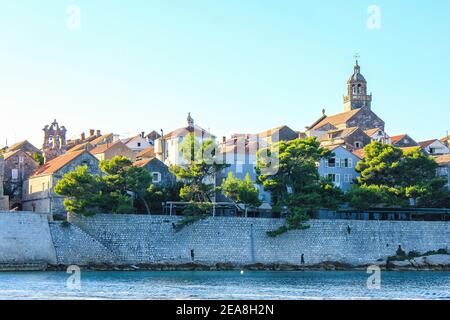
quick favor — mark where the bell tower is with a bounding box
[42,119,67,163]
[343,55,372,112]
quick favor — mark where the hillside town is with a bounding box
[1,60,450,217]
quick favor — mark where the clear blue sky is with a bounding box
[1,0,449,147]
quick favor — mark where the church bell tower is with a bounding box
[343,57,372,112]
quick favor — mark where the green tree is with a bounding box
[100,156,152,214]
[256,137,344,236]
[144,183,181,213]
[54,166,109,216]
[346,184,403,210]
[170,134,229,202]
[352,141,450,208]
[33,153,44,166]
[55,156,156,216]
[221,172,261,217]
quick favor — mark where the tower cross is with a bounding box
[354,53,360,65]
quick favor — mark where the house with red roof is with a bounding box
[90,140,135,162]
[390,134,418,148]
[22,150,100,215]
[418,139,450,156]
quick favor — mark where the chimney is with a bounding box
[80,132,85,141]
[96,130,101,136]
[222,136,226,144]
[141,131,145,138]
[89,129,95,136]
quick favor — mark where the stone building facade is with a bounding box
[390,134,418,148]
[0,156,9,210]
[306,61,386,148]
[22,150,101,214]
[2,150,39,210]
[133,157,176,186]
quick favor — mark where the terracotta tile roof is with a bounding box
[352,149,365,159]
[121,135,139,145]
[390,134,407,145]
[133,158,153,168]
[310,109,361,131]
[319,127,360,141]
[163,125,215,140]
[90,133,113,146]
[7,140,40,155]
[66,142,93,153]
[418,139,438,149]
[136,146,155,159]
[32,150,87,177]
[90,140,123,155]
[220,140,261,155]
[435,154,450,165]
[364,128,383,137]
[257,125,287,138]
[3,149,36,161]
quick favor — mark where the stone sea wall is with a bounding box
[0,212,57,264]
[65,213,450,266]
[1,211,449,267]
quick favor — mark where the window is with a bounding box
[31,204,36,212]
[151,172,162,183]
[327,158,336,168]
[328,174,341,185]
[354,142,362,149]
[344,174,352,183]
[137,142,141,147]
[341,158,353,168]
[11,169,18,181]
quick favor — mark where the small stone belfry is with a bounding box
[42,119,67,163]
[0,155,9,210]
[344,58,372,112]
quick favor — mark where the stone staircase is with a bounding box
[49,222,119,265]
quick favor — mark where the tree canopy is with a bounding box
[170,134,229,202]
[221,172,261,216]
[256,137,344,235]
[349,142,450,208]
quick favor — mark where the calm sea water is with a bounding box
[0,271,448,300]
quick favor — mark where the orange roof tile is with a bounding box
[390,134,407,145]
[90,140,123,155]
[32,150,87,177]
[364,128,383,137]
[67,142,93,153]
[133,158,153,168]
[310,109,361,131]
[352,149,365,159]
[418,139,438,149]
[435,154,450,165]
[90,133,113,146]
[136,146,155,158]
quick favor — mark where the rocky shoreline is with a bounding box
[45,254,450,272]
